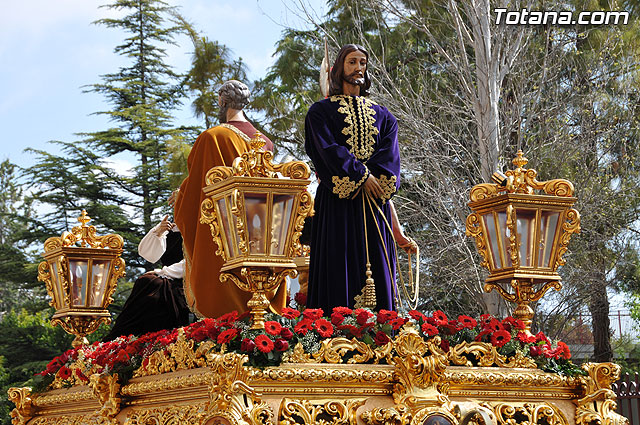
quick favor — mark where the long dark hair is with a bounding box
[329,44,371,97]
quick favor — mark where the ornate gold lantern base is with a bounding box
[52,314,111,348]
[220,267,298,330]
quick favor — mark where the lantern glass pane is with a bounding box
[69,259,88,307]
[497,212,513,267]
[89,259,111,307]
[244,193,268,254]
[49,260,63,309]
[516,209,537,267]
[482,213,502,269]
[271,194,295,255]
[538,211,560,268]
[217,197,235,258]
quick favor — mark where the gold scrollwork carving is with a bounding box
[470,183,499,202]
[448,342,536,369]
[488,402,568,425]
[205,165,234,185]
[390,324,450,411]
[89,373,121,421]
[575,363,629,425]
[465,213,489,269]
[201,197,226,258]
[311,337,392,365]
[231,188,249,255]
[37,261,57,308]
[556,208,581,268]
[133,331,214,378]
[8,387,34,425]
[289,190,314,257]
[279,398,365,425]
[206,352,273,425]
[124,403,206,424]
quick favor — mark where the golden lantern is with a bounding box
[38,210,125,347]
[466,151,580,334]
[200,134,314,329]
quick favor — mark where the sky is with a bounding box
[0,0,326,171]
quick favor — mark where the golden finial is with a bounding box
[78,210,91,227]
[512,150,528,169]
[249,132,266,152]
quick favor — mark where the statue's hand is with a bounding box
[363,174,383,199]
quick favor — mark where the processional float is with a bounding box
[8,147,628,425]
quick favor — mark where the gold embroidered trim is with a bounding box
[330,95,379,161]
[378,175,397,203]
[332,169,369,199]
[220,123,251,142]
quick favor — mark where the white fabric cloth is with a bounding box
[138,223,184,279]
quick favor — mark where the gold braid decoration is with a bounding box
[332,169,369,199]
[331,95,379,161]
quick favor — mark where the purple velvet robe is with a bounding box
[304,94,401,312]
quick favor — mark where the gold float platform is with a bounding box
[8,326,627,425]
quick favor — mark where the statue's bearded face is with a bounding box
[342,50,367,87]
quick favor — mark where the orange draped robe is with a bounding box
[174,124,287,318]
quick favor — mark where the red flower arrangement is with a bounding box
[34,305,580,393]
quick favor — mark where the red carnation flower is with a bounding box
[302,308,324,321]
[517,332,536,344]
[421,323,439,337]
[389,317,407,331]
[557,341,571,359]
[58,366,72,380]
[190,327,208,342]
[432,310,448,326]
[485,318,504,332]
[254,334,274,353]
[530,345,542,357]
[294,291,307,306]
[353,308,373,319]
[374,331,391,346]
[75,369,88,382]
[264,321,282,336]
[457,315,477,329]
[439,323,458,335]
[338,324,362,338]
[280,327,294,340]
[474,329,492,342]
[217,328,239,344]
[241,338,256,352]
[491,330,511,347]
[332,306,353,315]
[377,309,397,324]
[281,307,301,319]
[535,331,550,345]
[356,310,372,326]
[314,319,334,338]
[331,312,345,326]
[409,310,427,323]
[115,349,130,364]
[217,311,239,326]
[274,339,289,352]
[294,319,313,335]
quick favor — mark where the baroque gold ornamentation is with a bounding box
[133,331,214,378]
[220,268,297,330]
[465,212,489,269]
[556,208,581,268]
[288,190,314,257]
[331,95,379,161]
[575,363,629,425]
[362,405,460,425]
[389,324,450,410]
[448,342,537,369]
[312,337,392,365]
[279,398,365,425]
[251,365,396,391]
[8,387,34,425]
[332,169,369,199]
[488,402,569,425]
[205,352,274,425]
[124,403,207,425]
[89,373,121,421]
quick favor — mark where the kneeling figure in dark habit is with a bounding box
[103,215,191,341]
